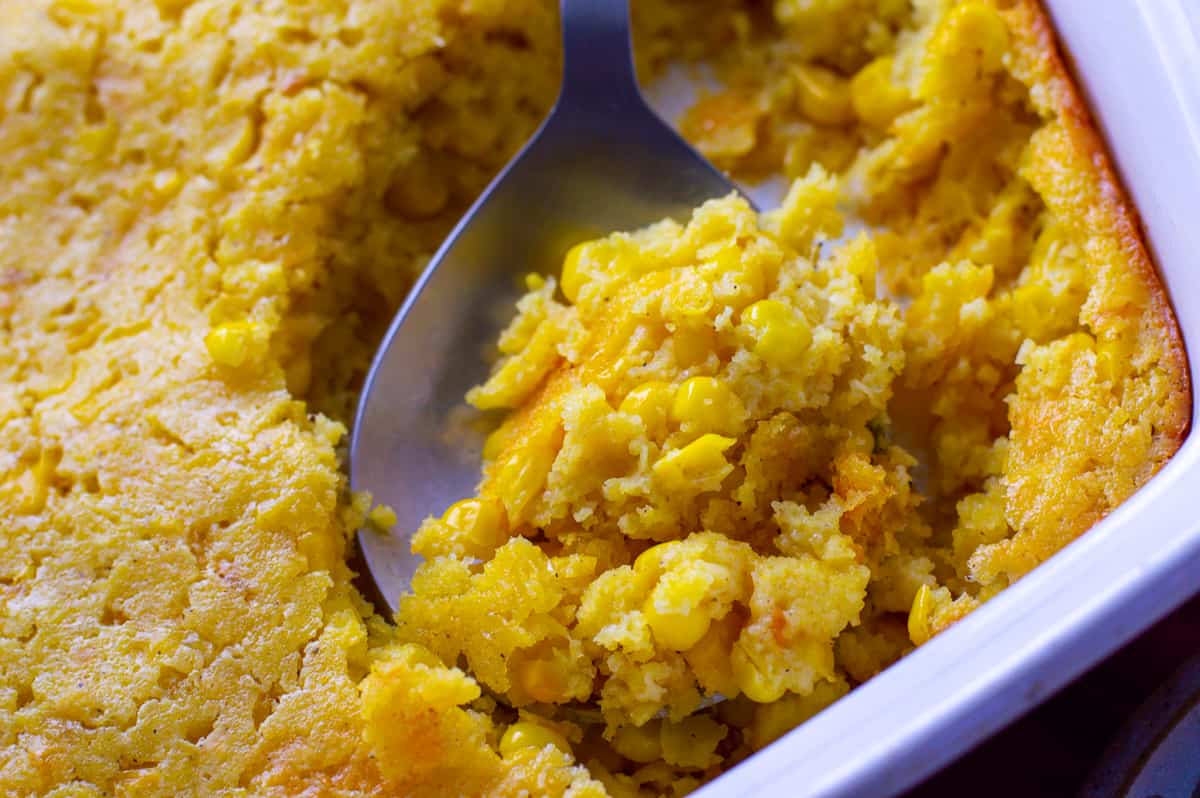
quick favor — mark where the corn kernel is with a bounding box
[850,56,913,130]
[619,381,676,436]
[908,583,933,646]
[716,695,757,730]
[467,321,562,410]
[732,645,786,703]
[741,300,812,366]
[644,592,712,651]
[708,243,767,308]
[53,0,100,13]
[151,169,183,198]
[442,496,508,552]
[204,320,263,367]
[711,243,742,275]
[367,504,397,529]
[679,89,761,163]
[945,3,1009,74]
[836,234,879,294]
[652,433,736,492]
[515,657,568,704]
[76,121,115,155]
[924,2,1009,98]
[19,448,56,515]
[524,272,545,291]
[492,421,560,524]
[670,376,745,435]
[612,721,662,763]
[791,64,854,127]
[659,715,727,769]
[560,241,589,303]
[499,721,571,758]
[749,691,845,750]
[633,542,669,577]
[1096,336,1131,384]
[685,612,742,697]
[483,422,517,462]
[403,645,447,670]
[208,114,258,175]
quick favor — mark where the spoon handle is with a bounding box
[558,0,641,110]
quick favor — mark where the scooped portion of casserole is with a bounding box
[0,0,1186,796]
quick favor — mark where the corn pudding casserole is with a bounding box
[0,0,1188,796]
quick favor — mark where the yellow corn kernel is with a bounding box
[151,169,183,198]
[499,721,571,758]
[741,299,812,366]
[749,691,846,750]
[686,609,742,680]
[850,56,913,130]
[711,243,742,275]
[659,715,727,769]
[367,504,397,529]
[402,644,447,670]
[619,381,676,436]
[652,433,736,492]
[948,3,1009,74]
[715,695,758,730]
[492,421,560,524]
[708,243,766,308]
[633,542,669,577]
[77,122,117,157]
[208,114,259,175]
[835,234,879,294]
[643,592,712,652]
[791,64,854,126]
[53,0,100,13]
[560,241,589,303]
[925,2,1009,98]
[731,645,786,703]
[908,583,933,646]
[467,321,562,410]
[670,376,745,435]
[602,242,643,277]
[442,496,508,552]
[524,272,546,291]
[735,262,768,307]
[19,448,57,515]
[515,657,568,704]
[483,422,517,462]
[204,320,263,367]
[1096,336,1132,383]
[612,721,662,764]
[679,89,761,164]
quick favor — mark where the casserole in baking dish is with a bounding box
[0,0,1188,795]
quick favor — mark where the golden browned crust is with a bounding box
[963,0,1192,585]
[1015,0,1190,446]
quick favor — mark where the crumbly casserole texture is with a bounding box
[0,0,1187,796]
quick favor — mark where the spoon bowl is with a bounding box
[351,0,748,613]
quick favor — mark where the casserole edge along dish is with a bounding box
[695,2,1200,795]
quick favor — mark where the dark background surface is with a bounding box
[903,592,1200,797]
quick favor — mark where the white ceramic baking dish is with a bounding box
[694,1,1200,795]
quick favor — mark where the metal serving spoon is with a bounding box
[351,0,747,613]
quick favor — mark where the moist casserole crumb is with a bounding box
[0,0,1187,796]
